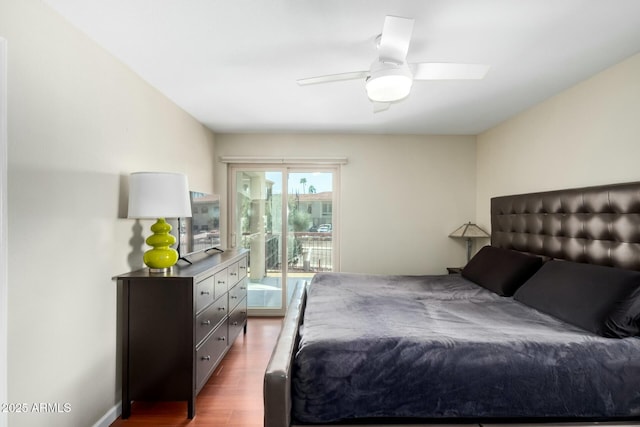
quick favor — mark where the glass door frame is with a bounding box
[228,163,340,316]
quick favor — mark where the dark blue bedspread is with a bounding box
[292,272,640,423]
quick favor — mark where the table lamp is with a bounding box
[449,222,490,263]
[128,172,192,272]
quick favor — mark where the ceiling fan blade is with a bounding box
[378,15,414,64]
[373,102,391,113]
[411,63,490,80]
[297,71,368,86]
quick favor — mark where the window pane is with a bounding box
[288,172,333,279]
[236,170,283,310]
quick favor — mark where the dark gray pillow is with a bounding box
[514,260,640,338]
[461,246,543,296]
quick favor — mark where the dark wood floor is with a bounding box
[110,317,284,427]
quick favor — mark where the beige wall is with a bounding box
[476,52,640,230]
[215,133,478,274]
[1,1,215,426]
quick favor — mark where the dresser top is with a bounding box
[115,248,248,280]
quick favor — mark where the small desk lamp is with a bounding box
[128,172,192,272]
[449,222,490,263]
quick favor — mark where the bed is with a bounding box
[264,181,640,427]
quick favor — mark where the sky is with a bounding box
[265,171,333,195]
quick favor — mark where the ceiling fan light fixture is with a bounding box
[365,61,413,103]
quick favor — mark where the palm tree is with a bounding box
[300,177,307,193]
[308,185,316,194]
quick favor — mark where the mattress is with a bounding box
[291,272,640,424]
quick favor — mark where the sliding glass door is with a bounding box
[230,166,337,316]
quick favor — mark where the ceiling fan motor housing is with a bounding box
[366,60,413,102]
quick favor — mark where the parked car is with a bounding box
[317,224,332,233]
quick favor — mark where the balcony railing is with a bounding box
[241,232,333,273]
[290,232,333,272]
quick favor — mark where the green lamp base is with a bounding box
[143,218,178,272]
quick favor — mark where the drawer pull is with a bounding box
[230,295,237,299]
[201,291,211,295]
[230,272,237,276]
[218,336,226,341]
[232,321,238,326]
[217,280,225,284]
[239,266,246,269]
[202,320,211,326]
[202,355,211,361]
[240,286,246,290]
[218,307,226,311]
[240,311,246,315]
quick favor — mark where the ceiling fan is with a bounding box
[297,15,490,112]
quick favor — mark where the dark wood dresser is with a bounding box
[116,248,248,419]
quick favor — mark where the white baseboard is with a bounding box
[92,402,121,427]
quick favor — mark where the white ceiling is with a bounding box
[42,0,640,135]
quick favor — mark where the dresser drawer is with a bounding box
[227,262,239,286]
[195,295,228,346]
[195,275,215,313]
[214,269,228,299]
[195,321,228,392]
[237,257,247,280]
[229,297,247,343]
[228,278,247,311]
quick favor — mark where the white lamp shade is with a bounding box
[127,172,192,219]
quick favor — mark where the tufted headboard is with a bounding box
[491,181,640,271]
